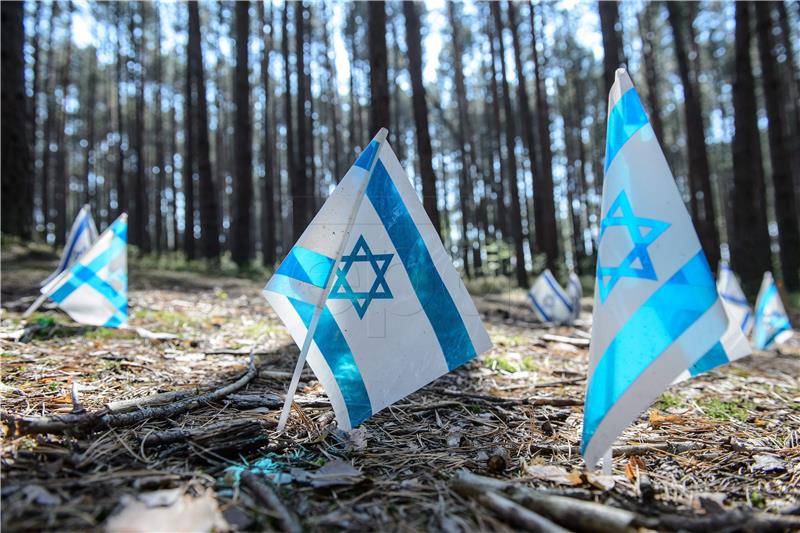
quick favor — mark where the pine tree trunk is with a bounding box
[637,3,665,144]
[667,2,720,271]
[730,2,772,297]
[368,1,389,135]
[53,1,74,247]
[491,2,527,287]
[1,0,34,239]
[598,0,625,96]
[115,2,127,219]
[130,3,149,252]
[188,0,220,260]
[40,3,59,239]
[153,5,164,254]
[259,0,276,266]
[755,2,800,290]
[170,97,180,251]
[232,0,253,267]
[486,34,508,243]
[283,2,301,241]
[82,49,97,208]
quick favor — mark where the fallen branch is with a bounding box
[140,418,274,448]
[241,471,303,533]
[106,389,199,413]
[528,441,706,456]
[3,356,258,436]
[452,473,571,533]
[541,334,590,347]
[435,388,582,407]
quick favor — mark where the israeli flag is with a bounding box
[41,214,128,328]
[41,204,99,289]
[717,262,754,335]
[567,272,583,322]
[753,272,792,350]
[264,129,491,431]
[582,69,750,469]
[528,269,574,325]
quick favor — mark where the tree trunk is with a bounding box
[730,2,772,297]
[528,2,560,271]
[403,1,441,237]
[598,0,625,96]
[637,3,665,144]
[1,0,34,239]
[486,30,508,242]
[368,1,389,135]
[53,1,74,247]
[40,2,60,239]
[755,2,800,290]
[170,96,180,251]
[491,2,527,288]
[82,48,97,208]
[320,3,342,182]
[115,2,127,219]
[130,3,149,253]
[231,1,253,267]
[667,2,720,271]
[188,0,221,260]
[258,0,276,266]
[283,2,301,241]
[153,4,164,254]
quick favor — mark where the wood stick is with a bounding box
[241,470,303,533]
[435,388,582,406]
[3,357,258,436]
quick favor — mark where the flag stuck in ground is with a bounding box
[39,214,128,328]
[753,272,792,350]
[528,269,575,325]
[582,69,750,469]
[264,129,492,431]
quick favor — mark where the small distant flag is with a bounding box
[753,272,792,350]
[582,69,749,469]
[264,129,492,431]
[36,214,128,328]
[717,262,754,335]
[567,272,583,322]
[24,205,99,317]
[528,269,575,325]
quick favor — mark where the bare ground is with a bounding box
[1,247,799,532]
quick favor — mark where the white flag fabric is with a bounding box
[717,262,754,335]
[263,130,491,430]
[753,272,792,350]
[582,69,748,469]
[567,272,582,322]
[528,269,575,325]
[41,204,99,290]
[43,214,128,328]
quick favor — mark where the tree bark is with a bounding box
[153,4,164,254]
[188,0,221,260]
[258,1,276,266]
[755,2,800,290]
[667,2,720,271]
[598,0,625,97]
[130,3,149,252]
[403,1,441,237]
[82,48,97,209]
[730,2,772,297]
[183,6,196,260]
[115,2,127,219]
[491,3,527,287]
[637,3,665,145]
[1,0,34,239]
[368,1,389,135]
[232,1,253,267]
[53,1,74,247]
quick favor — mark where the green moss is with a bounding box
[134,308,200,329]
[749,491,766,509]
[485,356,518,373]
[654,393,687,411]
[521,356,539,372]
[700,398,754,422]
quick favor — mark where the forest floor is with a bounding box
[1,243,799,532]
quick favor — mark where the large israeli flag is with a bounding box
[528,269,574,325]
[41,204,99,289]
[264,129,491,431]
[41,214,128,328]
[752,272,792,350]
[582,69,748,469]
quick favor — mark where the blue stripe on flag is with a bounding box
[721,293,749,307]
[688,341,728,377]
[528,293,552,322]
[355,140,379,170]
[605,88,649,172]
[582,250,718,453]
[287,297,373,427]
[73,265,127,314]
[543,271,573,313]
[59,215,91,271]
[268,274,314,302]
[276,246,335,288]
[366,160,477,371]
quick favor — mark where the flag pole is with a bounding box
[276,128,389,432]
[22,292,49,318]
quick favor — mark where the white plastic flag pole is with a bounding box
[22,292,50,319]
[276,128,388,432]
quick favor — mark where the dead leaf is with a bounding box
[624,456,646,483]
[649,410,683,427]
[293,459,364,488]
[584,472,616,491]
[105,489,228,533]
[524,464,582,486]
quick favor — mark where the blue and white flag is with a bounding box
[753,272,792,350]
[41,204,99,290]
[567,272,583,322]
[717,262,754,335]
[582,69,749,469]
[528,269,574,325]
[264,130,492,431]
[41,214,128,328]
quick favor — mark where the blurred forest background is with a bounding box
[2,0,799,299]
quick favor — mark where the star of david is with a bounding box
[329,235,394,319]
[596,190,670,302]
